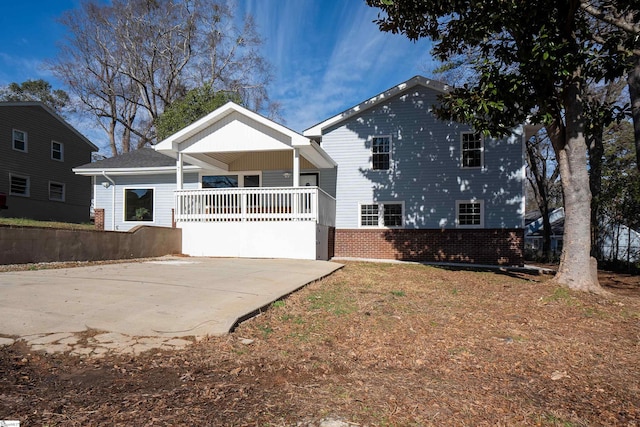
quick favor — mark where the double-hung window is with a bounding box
[12,129,27,152]
[51,141,64,161]
[371,136,391,170]
[461,132,483,168]
[456,200,484,227]
[360,202,403,228]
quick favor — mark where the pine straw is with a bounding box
[1,261,638,426]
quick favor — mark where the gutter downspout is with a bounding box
[102,171,116,231]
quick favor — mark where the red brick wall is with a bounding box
[334,228,524,266]
[94,208,105,231]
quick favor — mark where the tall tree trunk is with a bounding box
[629,49,640,172]
[587,129,604,260]
[549,80,604,293]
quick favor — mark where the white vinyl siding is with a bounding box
[320,84,524,229]
[93,172,199,231]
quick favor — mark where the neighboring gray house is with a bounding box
[304,76,529,265]
[75,76,529,264]
[526,207,640,263]
[0,102,98,223]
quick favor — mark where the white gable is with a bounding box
[180,110,292,154]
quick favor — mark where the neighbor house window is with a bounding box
[124,188,154,222]
[10,174,30,197]
[49,181,65,201]
[360,202,404,228]
[12,129,27,152]
[51,141,64,161]
[372,136,391,170]
[456,200,484,227]
[461,132,483,168]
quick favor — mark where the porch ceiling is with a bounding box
[201,151,315,171]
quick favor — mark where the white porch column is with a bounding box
[292,148,300,187]
[176,152,184,190]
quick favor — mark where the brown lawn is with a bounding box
[1,261,638,426]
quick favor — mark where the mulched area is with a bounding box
[1,261,638,426]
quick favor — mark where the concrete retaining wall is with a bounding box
[0,225,182,265]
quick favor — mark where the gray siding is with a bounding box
[321,85,524,229]
[95,172,198,231]
[0,104,95,222]
[262,169,337,197]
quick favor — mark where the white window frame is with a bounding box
[12,129,27,152]
[456,200,484,228]
[358,201,404,228]
[51,141,64,161]
[199,171,262,188]
[9,173,30,197]
[460,132,484,169]
[49,181,66,202]
[123,187,156,223]
[371,135,392,171]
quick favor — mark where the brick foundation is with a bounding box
[334,228,524,266]
[94,208,105,231]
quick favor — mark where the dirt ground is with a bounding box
[1,261,638,426]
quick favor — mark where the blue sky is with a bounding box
[0,0,436,152]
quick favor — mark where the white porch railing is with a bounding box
[175,187,336,226]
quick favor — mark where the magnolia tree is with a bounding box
[367,0,638,292]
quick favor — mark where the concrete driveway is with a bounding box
[0,257,342,348]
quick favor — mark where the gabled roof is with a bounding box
[303,76,450,138]
[73,147,196,176]
[155,101,336,169]
[0,101,99,151]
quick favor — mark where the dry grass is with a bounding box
[1,261,639,426]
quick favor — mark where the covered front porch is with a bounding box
[154,102,337,260]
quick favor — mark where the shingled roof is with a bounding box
[75,147,181,169]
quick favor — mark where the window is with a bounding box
[202,175,238,188]
[456,200,484,227]
[10,174,30,197]
[12,129,27,152]
[360,204,379,226]
[244,175,260,187]
[124,188,154,222]
[372,136,391,170]
[461,132,483,168]
[51,141,64,161]
[360,202,403,228]
[49,182,65,201]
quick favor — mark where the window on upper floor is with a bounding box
[371,136,391,170]
[124,188,154,222]
[10,174,30,197]
[360,202,404,228]
[12,129,27,152]
[456,200,484,227]
[49,181,66,202]
[461,132,483,168]
[51,141,64,161]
